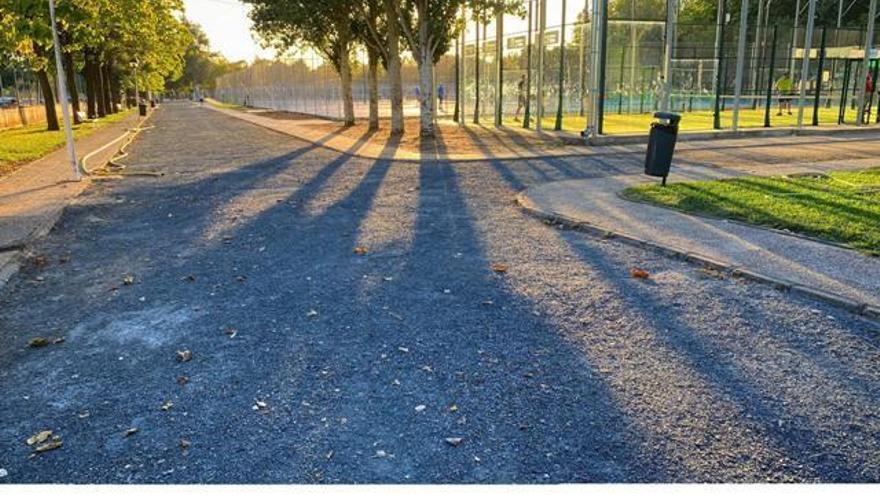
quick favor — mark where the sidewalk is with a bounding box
[518,157,880,317]
[0,112,141,285]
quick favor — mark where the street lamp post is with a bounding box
[47,0,80,180]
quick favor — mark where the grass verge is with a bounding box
[206,98,242,110]
[622,168,880,256]
[0,110,134,177]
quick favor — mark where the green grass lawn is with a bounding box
[0,110,134,177]
[206,98,242,110]
[622,168,880,256]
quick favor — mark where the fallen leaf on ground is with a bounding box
[160,400,174,411]
[28,337,50,348]
[253,400,268,411]
[52,337,65,344]
[306,309,318,318]
[414,404,426,412]
[224,328,238,338]
[30,255,49,268]
[181,274,197,282]
[26,430,53,446]
[32,439,62,454]
[176,376,189,385]
[445,437,464,447]
[122,275,135,285]
[124,427,139,437]
[353,246,368,255]
[630,268,650,279]
[176,350,192,362]
[448,404,459,413]
[491,262,509,273]
[180,439,191,449]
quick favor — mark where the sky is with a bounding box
[182,0,272,62]
[181,0,594,64]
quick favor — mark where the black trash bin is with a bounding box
[644,111,681,186]
[138,102,147,116]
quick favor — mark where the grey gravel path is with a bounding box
[0,103,878,483]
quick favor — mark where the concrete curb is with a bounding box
[515,192,880,323]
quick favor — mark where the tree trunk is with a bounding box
[385,0,404,135]
[367,48,380,131]
[101,64,113,114]
[36,69,60,131]
[338,52,355,127]
[63,51,82,124]
[84,57,97,118]
[110,67,122,113]
[417,19,435,137]
[94,61,107,117]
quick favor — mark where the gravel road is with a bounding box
[0,103,878,483]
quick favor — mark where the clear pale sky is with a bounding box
[182,0,272,62]
[182,0,593,63]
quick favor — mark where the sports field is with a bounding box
[504,105,866,135]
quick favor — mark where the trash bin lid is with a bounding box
[653,111,681,124]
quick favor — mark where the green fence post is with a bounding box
[764,25,778,127]
[596,0,608,135]
[523,0,533,129]
[713,1,727,130]
[554,0,567,130]
[812,26,827,126]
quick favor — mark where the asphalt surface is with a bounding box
[1,102,878,483]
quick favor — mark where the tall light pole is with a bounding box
[732,0,750,131]
[48,0,80,181]
[797,0,818,128]
[131,59,139,110]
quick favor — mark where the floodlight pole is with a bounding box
[856,0,878,126]
[662,0,678,112]
[586,0,607,139]
[796,0,817,128]
[48,0,80,181]
[731,0,749,131]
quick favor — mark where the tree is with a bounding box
[2,0,62,130]
[167,20,244,96]
[245,0,358,126]
[394,0,519,137]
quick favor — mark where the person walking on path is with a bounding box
[775,72,794,116]
[863,73,875,123]
[514,74,527,121]
[437,83,446,113]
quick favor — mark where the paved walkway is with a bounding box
[519,157,880,313]
[0,112,141,284]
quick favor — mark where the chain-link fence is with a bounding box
[213,0,880,136]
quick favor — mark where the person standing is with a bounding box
[514,73,527,121]
[775,72,794,116]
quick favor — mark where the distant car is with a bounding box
[0,96,17,108]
